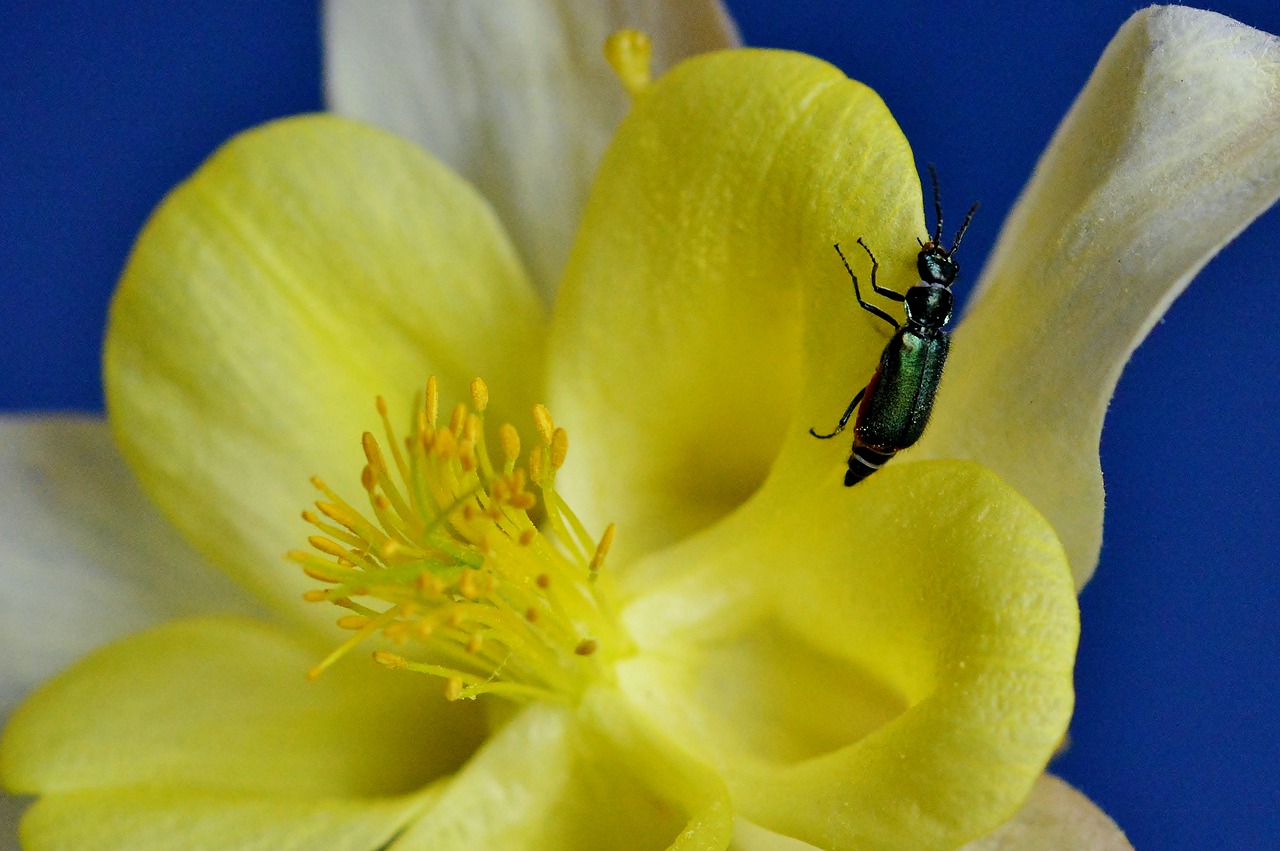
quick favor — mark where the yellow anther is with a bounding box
[604,29,652,97]
[574,639,599,656]
[458,439,477,472]
[528,446,544,484]
[470,377,489,413]
[416,572,444,595]
[308,536,347,558]
[499,423,521,464]
[590,522,617,575]
[361,465,377,492]
[301,563,344,583]
[425,376,439,426]
[433,427,457,459]
[519,528,538,546]
[449,402,467,436]
[337,615,370,630]
[550,428,569,469]
[532,404,555,446]
[302,589,328,602]
[373,651,408,670]
[376,395,389,418]
[362,432,385,471]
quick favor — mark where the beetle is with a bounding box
[810,168,978,486]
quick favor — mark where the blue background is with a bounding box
[2,2,1277,848]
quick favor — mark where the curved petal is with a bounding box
[960,774,1132,850]
[617,461,1077,851]
[0,618,484,798]
[549,48,924,562]
[324,0,740,300]
[727,775,1131,851]
[0,416,260,716]
[104,115,546,617]
[392,692,733,851]
[916,7,1280,587]
[17,788,429,851]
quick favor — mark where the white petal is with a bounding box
[0,792,22,851]
[919,7,1280,587]
[0,416,260,716]
[323,0,740,300]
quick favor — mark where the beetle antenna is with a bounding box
[927,164,944,246]
[949,201,980,255]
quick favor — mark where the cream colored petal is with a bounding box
[1,618,484,798]
[105,116,545,618]
[0,416,260,717]
[324,0,740,300]
[549,49,922,562]
[727,775,1131,851]
[961,774,1132,850]
[391,692,733,851]
[917,7,1280,587]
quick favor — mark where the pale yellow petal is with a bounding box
[728,775,1132,850]
[0,618,483,798]
[917,7,1280,586]
[961,774,1132,850]
[18,787,430,851]
[324,0,740,299]
[104,115,545,616]
[549,48,922,562]
[618,461,1077,851]
[0,416,260,716]
[392,693,732,850]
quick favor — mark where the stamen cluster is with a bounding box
[290,377,623,703]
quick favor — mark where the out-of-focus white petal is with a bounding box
[0,416,260,716]
[323,0,740,299]
[919,7,1280,587]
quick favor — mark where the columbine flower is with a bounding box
[3,5,1279,850]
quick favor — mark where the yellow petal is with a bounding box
[618,461,1077,851]
[0,618,483,798]
[18,787,429,851]
[325,0,740,300]
[960,774,1132,850]
[916,7,1280,587]
[104,115,545,615]
[393,692,732,851]
[0,416,259,715]
[549,48,923,562]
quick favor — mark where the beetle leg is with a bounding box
[809,386,866,439]
[834,243,899,330]
[857,238,905,302]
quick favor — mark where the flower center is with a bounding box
[290,376,626,704]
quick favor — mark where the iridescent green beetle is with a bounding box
[811,168,978,486]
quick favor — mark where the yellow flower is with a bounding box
[3,5,1278,851]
